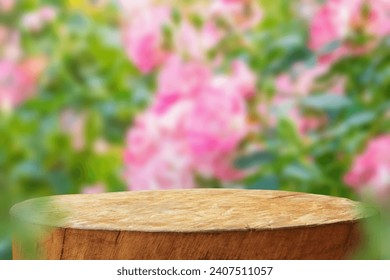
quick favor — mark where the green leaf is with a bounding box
[68,13,90,33]
[85,112,103,146]
[301,94,352,111]
[377,101,390,114]
[171,8,182,25]
[343,112,376,127]
[234,151,276,169]
[11,161,43,180]
[284,163,314,182]
[48,171,72,195]
[329,112,376,136]
[0,238,12,260]
[304,55,318,68]
[277,118,303,149]
[319,40,342,55]
[275,34,302,49]
[247,175,280,190]
[189,14,204,29]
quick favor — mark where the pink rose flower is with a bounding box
[0,58,44,111]
[117,0,151,14]
[180,75,249,177]
[82,183,106,194]
[0,28,22,60]
[157,56,212,99]
[21,6,57,32]
[174,21,222,60]
[124,58,254,190]
[309,0,352,51]
[309,0,390,63]
[124,111,195,190]
[39,6,57,22]
[275,63,330,97]
[122,6,171,74]
[296,0,321,20]
[0,0,15,13]
[210,0,263,30]
[259,63,341,135]
[222,0,246,3]
[230,60,257,98]
[258,94,325,135]
[93,138,110,154]
[344,135,390,200]
[59,110,86,151]
[125,137,196,191]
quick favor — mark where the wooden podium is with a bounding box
[11,189,366,260]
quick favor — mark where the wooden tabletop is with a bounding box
[10,189,363,232]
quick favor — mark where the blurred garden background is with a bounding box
[1,0,390,259]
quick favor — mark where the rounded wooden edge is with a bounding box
[10,189,369,233]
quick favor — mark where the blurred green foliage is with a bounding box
[1,0,389,259]
[236,0,390,200]
[236,0,390,259]
[1,0,153,258]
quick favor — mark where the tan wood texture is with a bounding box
[11,189,367,260]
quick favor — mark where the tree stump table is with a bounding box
[11,189,367,260]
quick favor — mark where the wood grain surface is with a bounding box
[11,189,367,260]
